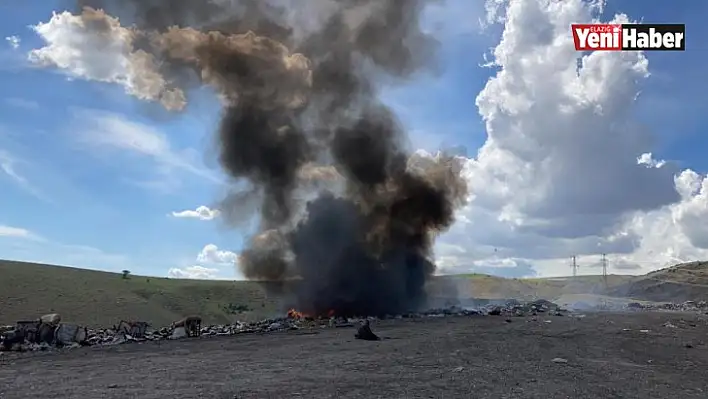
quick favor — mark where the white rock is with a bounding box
[40,313,61,325]
[170,327,187,339]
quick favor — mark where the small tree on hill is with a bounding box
[122,270,131,279]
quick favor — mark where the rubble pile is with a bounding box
[1,300,570,352]
[12,297,707,353]
[0,313,87,352]
[627,300,708,312]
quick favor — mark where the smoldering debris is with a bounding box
[354,319,380,341]
[0,301,547,352]
[62,0,466,317]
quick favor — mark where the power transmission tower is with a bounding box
[571,255,578,277]
[601,254,608,287]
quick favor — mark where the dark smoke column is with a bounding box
[75,0,467,317]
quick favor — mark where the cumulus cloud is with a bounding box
[168,265,220,279]
[167,244,240,280]
[434,0,708,277]
[171,206,220,221]
[5,36,20,50]
[196,244,239,265]
[637,152,666,169]
[28,9,184,110]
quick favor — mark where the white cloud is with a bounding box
[168,265,220,279]
[171,206,220,221]
[0,225,41,240]
[5,36,20,50]
[637,152,666,169]
[167,244,241,280]
[432,0,708,277]
[71,109,221,191]
[28,10,184,110]
[0,150,48,201]
[0,150,28,186]
[196,244,239,265]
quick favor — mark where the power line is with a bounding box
[571,255,578,277]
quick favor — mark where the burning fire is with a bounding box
[287,308,308,319]
[287,308,336,319]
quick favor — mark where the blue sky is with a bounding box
[0,0,706,279]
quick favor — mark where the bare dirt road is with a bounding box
[1,312,707,399]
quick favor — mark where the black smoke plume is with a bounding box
[73,0,467,317]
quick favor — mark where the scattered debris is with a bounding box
[452,366,465,372]
[115,320,150,339]
[626,301,708,313]
[354,320,380,341]
[54,323,88,346]
[40,313,61,325]
[1,329,25,351]
[488,307,502,316]
[172,316,202,338]
[170,327,188,340]
[551,357,568,364]
[0,298,576,353]
[663,322,677,328]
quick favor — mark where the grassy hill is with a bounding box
[3,259,706,328]
[430,273,633,300]
[0,260,282,327]
[607,261,708,302]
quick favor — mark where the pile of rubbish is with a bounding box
[627,300,708,312]
[0,313,87,352]
[0,299,569,353]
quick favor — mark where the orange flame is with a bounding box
[287,308,336,319]
[287,308,307,319]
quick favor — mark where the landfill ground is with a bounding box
[1,311,707,399]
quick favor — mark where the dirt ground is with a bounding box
[1,311,707,399]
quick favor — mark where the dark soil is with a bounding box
[1,312,707,399]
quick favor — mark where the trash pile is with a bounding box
[426,298,566,317]
[0,299,570,353]
[626,300,708,312]
[0,313,87,352]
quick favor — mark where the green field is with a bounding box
[0,260,282,327]
[2,259,706,328]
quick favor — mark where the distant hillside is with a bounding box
[429,274,633,301]
[607,261,708,303]
[0,260,281,327]
[0,259,641,327]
